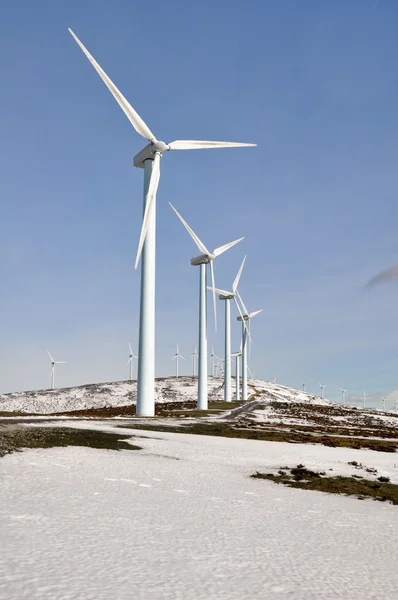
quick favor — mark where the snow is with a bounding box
[0,377,227,414]
[0,376,330,415]
[1,424,398,599]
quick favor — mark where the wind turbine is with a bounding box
[127,343,138,381]
[302,383,306,393]
[382,396,386,412]
[208,256,246,402]
[340,388,347,405]
[394,397,398,413]
[68,29,255,418]
[235,293,262,401]
[231,347,242,400]
[47,351,66,390]
[319,383,326,399]
[190,345,198,377]
[169,203,243,409]
[362,391,367,409]
[172,344,185,377]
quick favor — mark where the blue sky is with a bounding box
[1,0,398,408]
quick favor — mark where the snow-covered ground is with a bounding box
[1,423,398,599]
[0,377,329,415]
[0,377,228,414]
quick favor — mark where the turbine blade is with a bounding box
[210,261,217,332]
[47,351,55,362]
[213,237,244,257]
[207,286,231,296]
[68,29,156,142]
[249,309,263,319]
[236,290,249,317]
[128,342,133,355]
[232,255,246,293]
[168,203,209,255]
[127,358,132,366]
[168,140,256,150]
[55,361,67,364]
[179,355,185,360]
[134,153,161,269]
[233,296,250,338]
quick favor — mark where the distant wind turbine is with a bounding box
[231,347,242,400]
[127,343,138,381]
[340,388,347,405]
[207,256,247,402]
[169,203,243,409]
[319,383,326,399]
[235,292,262,401]
[382,396,386,412]
[190,345,198,377]
[362,391,366,409]
[68,29,255,418]
[47,351,66,390]
[172,344,185,377]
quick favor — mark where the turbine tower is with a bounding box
[340,388,347,405]
[382,396,386,412]
[47,351,66,390]
[362,391,366,409]
[127,343,138,381]
[68,29,255,417]
[208,256,246,402]
[235,293,262,401]
[319,383,326,399]
[190,345,198,377]
[169,203,243,409]
[172,344,185,377]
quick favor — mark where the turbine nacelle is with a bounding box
[191,254,214,266]
[133,141,169,168]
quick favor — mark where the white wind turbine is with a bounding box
[208,256,247,402]
[235,292,262,401]
[382,396,386,412]
[128,343,138,381]
[172,344,185,377]
[362,391,366,409]
[319,383,326,399]
[169,203,243,409]
[231,346,242,400]
[68,29,255,417]
[340,388,347,405]
[210,346,220,377]
[47,351,66,390]
[190,345,198,377]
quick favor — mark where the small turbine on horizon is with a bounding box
[231,346,242,400]
[172,344,185,377]
[340,388,347,405]
[169,203,243,409]
[362,391,366,409]
[127,343,138,381]
[319,383,326,399]
[190,345,198,377]
[47,351,66,390]
[382,396,386,412]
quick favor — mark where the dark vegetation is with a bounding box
[122,420,398,452]
[0,425,141,458]
[251,464,398,505]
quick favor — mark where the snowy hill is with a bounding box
[0,377,329,415]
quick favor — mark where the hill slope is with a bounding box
[0,377,328,415]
